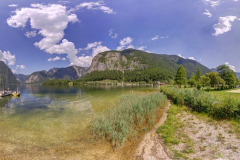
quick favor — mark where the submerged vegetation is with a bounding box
[90,93,168,148]
[161,86,240,119]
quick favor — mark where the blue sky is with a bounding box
[0,0,240,75]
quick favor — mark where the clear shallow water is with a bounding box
[0,85,160,154]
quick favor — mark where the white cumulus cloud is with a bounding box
[109,29,118,39]
[72,41,110,66]
[151,35,159,41]
[0,50,16,65]
[151,35,169,41]
[188,57,195,60]
[25,31,37,38]
[8,4,18,7]
[48,56,61,62]
[202,0,221,8]
[178,53,185,59]
[71,1,115,14]
[120,37,133,46]
[16,65,26,69]
[213,16,237,36]
[84,41,102,50]
[127,45,134,49]
[160,36,169,39]
[137,46,146,51]
[92,45,110,57]
[203,9,212,17]
[11,69,17,74]
[7,4,98,66]
[116,37,133,51]
[225,62,236,71]
[58,0,70,4]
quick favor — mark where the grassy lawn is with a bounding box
[208,89,240,99]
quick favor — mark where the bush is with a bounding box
[161,86,240,120]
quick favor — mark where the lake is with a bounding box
[0,84,160,159]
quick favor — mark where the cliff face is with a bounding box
[88,50,146,73]
[25,66,88,84]
[87,49,211,77]
[0,61,19,86]
[14,74,29,83]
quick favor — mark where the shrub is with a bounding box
[161,86,240,120]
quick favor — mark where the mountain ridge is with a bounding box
[24,65,88,84]
[87,49,211,78]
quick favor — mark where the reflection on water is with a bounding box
[0,85,159,116]
[0,85,93,117]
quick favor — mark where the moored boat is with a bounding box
[12,90,20,97]
[0,90,12,97]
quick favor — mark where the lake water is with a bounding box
[0,85,159,158]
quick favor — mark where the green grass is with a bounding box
[158,105,194,159]
[209,89,240,99]
[157,105,181,145]
[90,93,168,148]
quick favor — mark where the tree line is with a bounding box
[42,64,239,90]
[75,67,174,84]
[175,64,239,90]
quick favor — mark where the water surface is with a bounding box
[0,84,159,158]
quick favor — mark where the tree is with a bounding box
[217,65,229,79]
[206,72,219,88]
[216,76,225,90]
[217,65,238,88]
[175,65,187,88]
[195,68,202,85]
[188,74,196,87]
[199,75,210,89]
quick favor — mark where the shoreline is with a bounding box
[134,101,172,159]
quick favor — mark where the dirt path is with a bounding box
[227,89,240,93]
[134,102,172,160]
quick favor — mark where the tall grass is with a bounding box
[161,86,240,119]
[90,93,167,148]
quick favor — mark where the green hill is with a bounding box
[83,49,211,82]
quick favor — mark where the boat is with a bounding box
[12,90,20,97]
[0,90,12,97]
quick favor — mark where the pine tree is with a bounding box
[175,65,187,88]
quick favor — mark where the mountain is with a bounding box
[0,61,19,86]
[235,72,240,81]
[211,68,217,72]
[14,74,29,83]
[25,65,88,84]
[88,49,211,78]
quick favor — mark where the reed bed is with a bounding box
[90,93,167,148]
[161,87,240,119]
